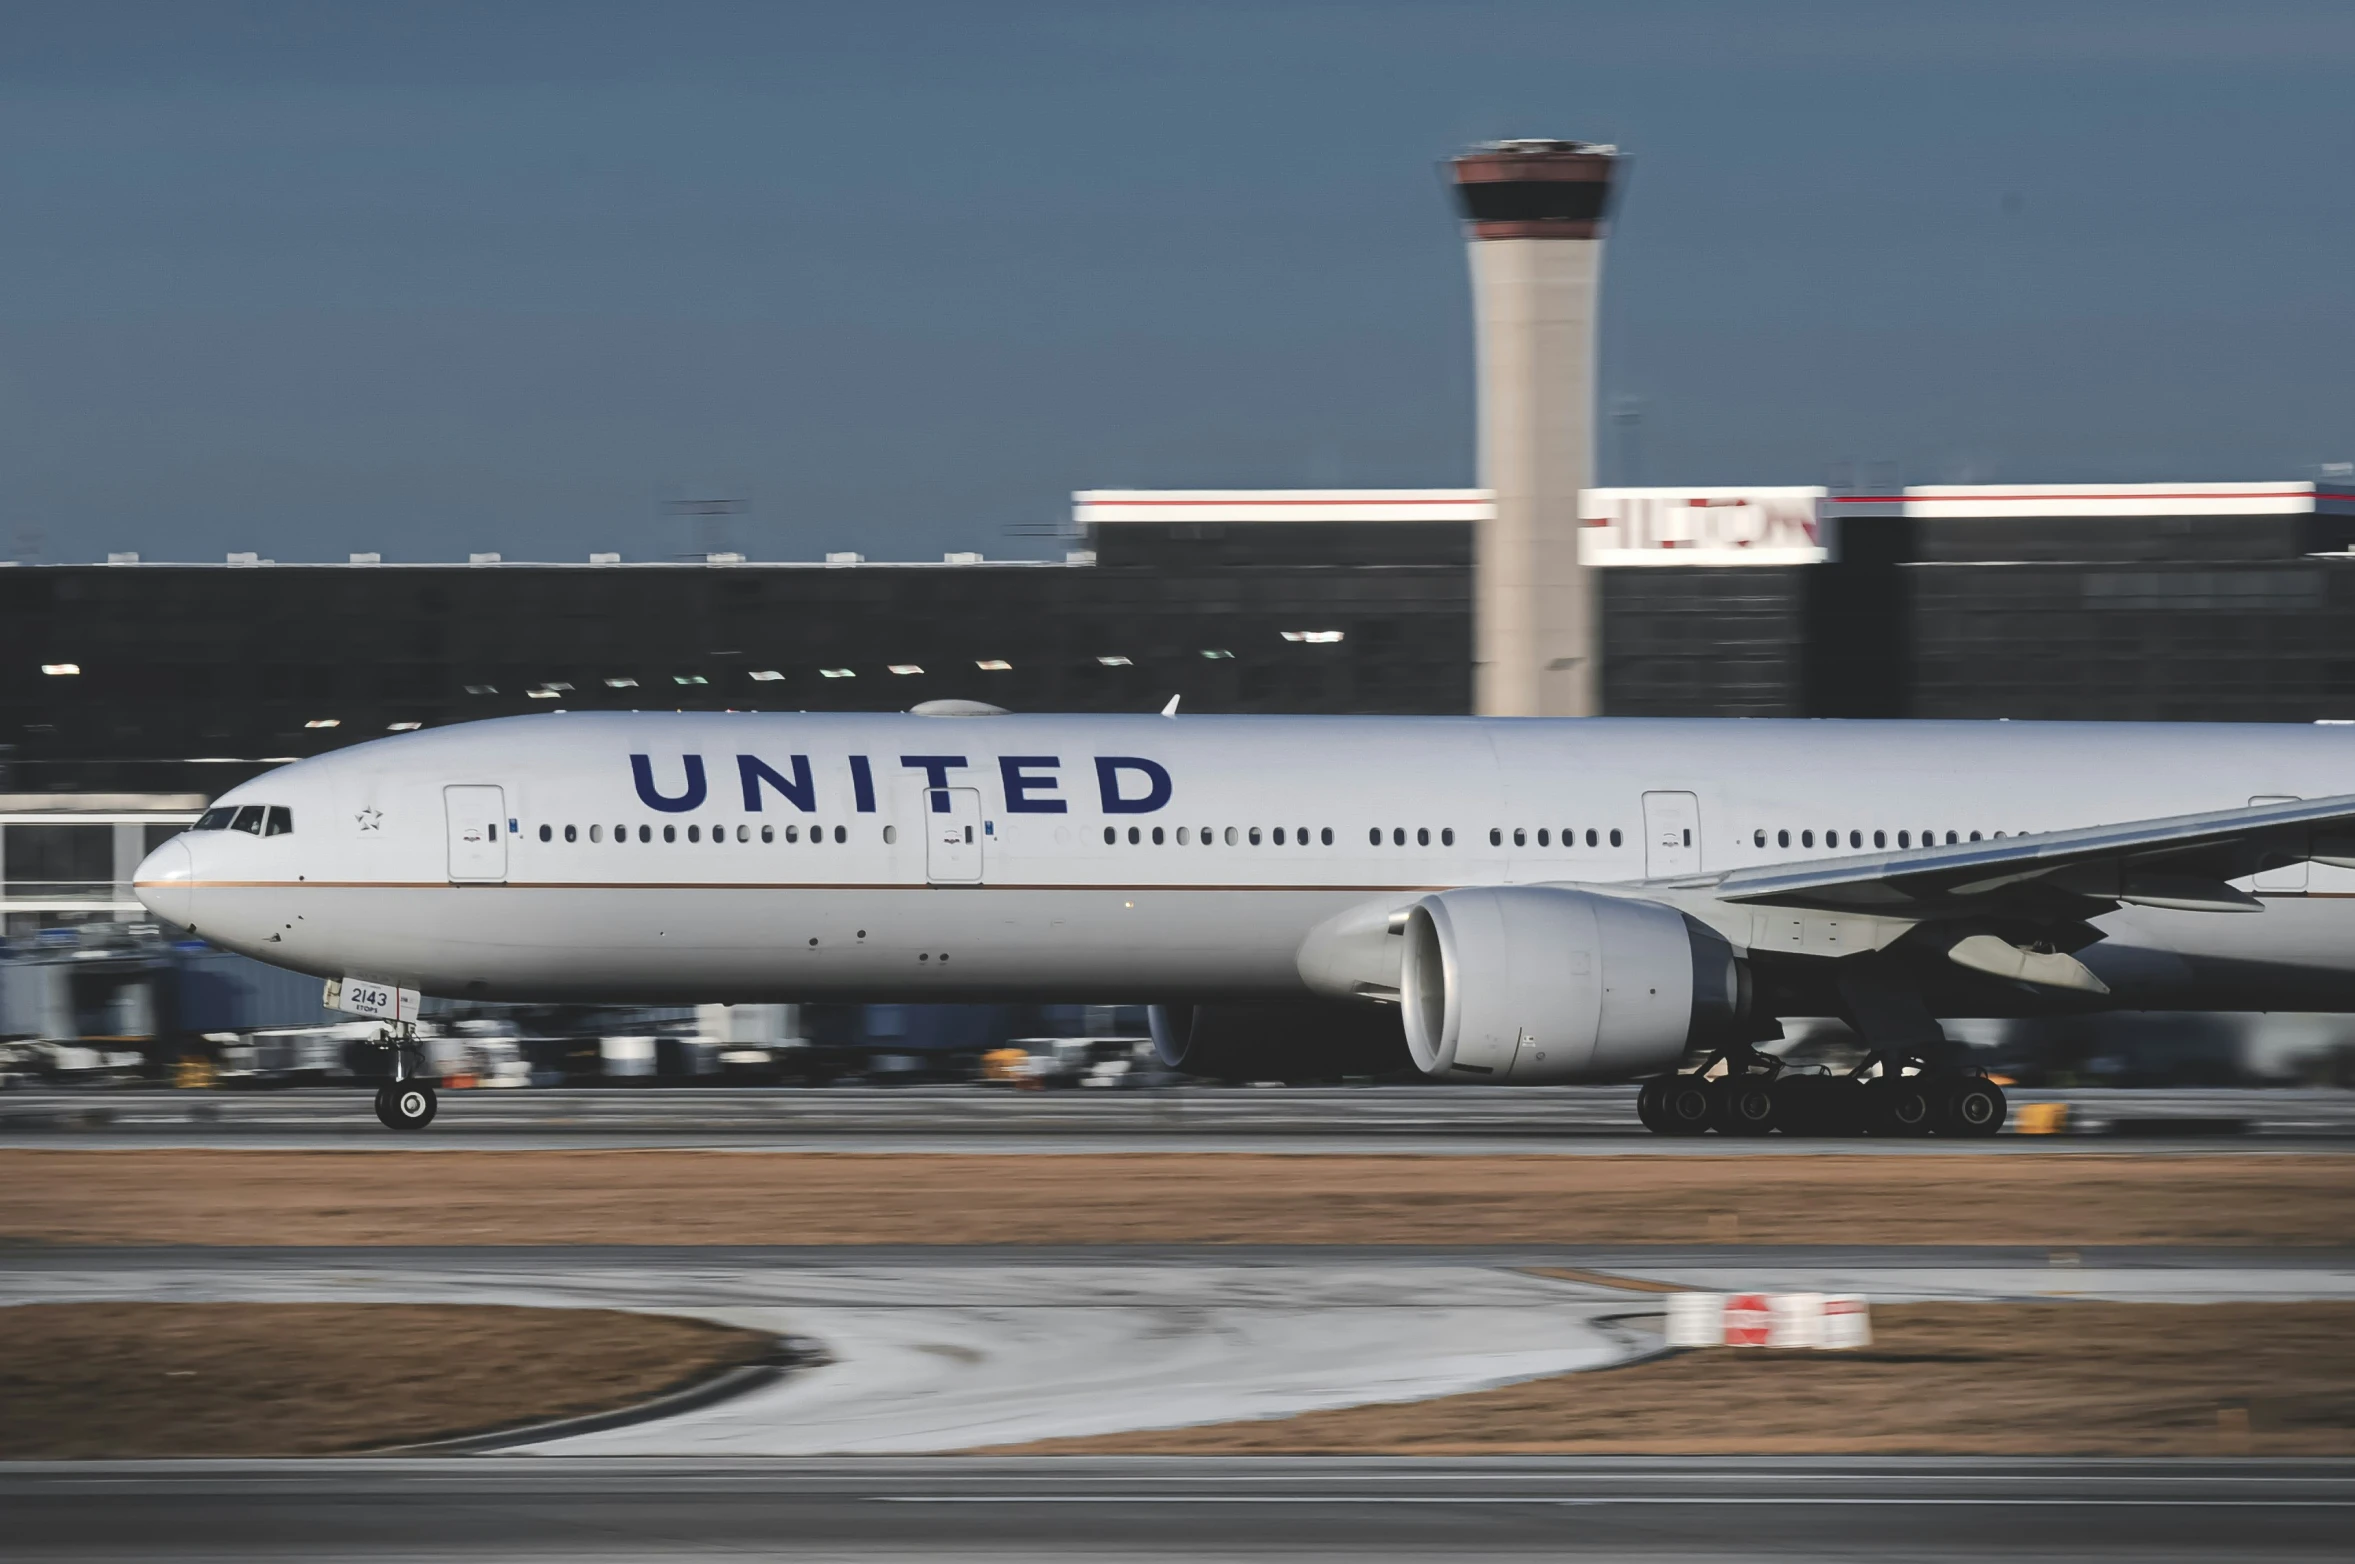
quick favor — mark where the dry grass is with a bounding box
[0,1302,776,1458]
[1005,1303,2355,1456]
[2,1149,2352,1247]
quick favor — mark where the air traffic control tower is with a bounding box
[1450,139,1621,717]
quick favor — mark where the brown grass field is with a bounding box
[0,1302,776,1458]
[1004,1302,2355,1456]
[2,1148,2351,1247]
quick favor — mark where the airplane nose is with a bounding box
[135,837,195,929]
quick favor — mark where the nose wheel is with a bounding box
[375,1081,438,1130]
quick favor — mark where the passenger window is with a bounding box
[194,807,235,831]
[1418,827,1430,847]
[1946,830,1957,844]
[639,824,651,843]
[1969,830,1983,841]
[1609,828,1622,847]
[1585,828,1598,847]
[833,826,845,843]
[1102,826,1116,845]
[1441,828,1454,846]
[1273,827,1287,845]
[1753,829,1766,847]
[1488,828,1501,847]
[1873,830,1885,849]
[1802,829,1815,848]
[1321,827,1334,846]
[1201,826,1214,845]
[1249,826,1262,845]
[230,805,265,834]
[1297,826,1309,846]
[1153,826,1166,845]
[663,825,677,843]
[1178,826,1192,845]
[1897,830,1909,848]
[1370,828,1383,846]
[688,825,701,843]
[1225,826,1238,845]
[1128,826,1141,844]
[591,824,604,843]
[264,807,294,837]
[1536,829,1549,847]
[1777,830,1789,848]
[736,824,749,843]
[1512,828,1526,848]
[883,825,897,844]
[786,824,800,843]
[539,824,553,843]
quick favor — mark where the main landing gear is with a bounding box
[1637,1049,2007,1139]
[369,1025,438,1132]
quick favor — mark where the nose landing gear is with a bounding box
[369,1024,438,1132]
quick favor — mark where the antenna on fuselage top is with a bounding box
[1160,694,1181,718]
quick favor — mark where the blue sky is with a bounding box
[2,1,2350,564]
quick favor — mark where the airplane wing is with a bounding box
[1651,792,2355,919]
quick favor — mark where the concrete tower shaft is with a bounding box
[1451,140,1621,717]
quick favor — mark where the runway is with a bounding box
[8,1243,2351,1455]
[6,1456,2352,1559]
[7,1084,2350,1151]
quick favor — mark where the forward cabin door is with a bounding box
[2250,795,2308,892]
[444,785,508,884]
[925,786,984,885]
[1641,790,1702,877]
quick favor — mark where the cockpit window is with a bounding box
[229,805,266,834]
[193,807,235,831]
[264,806,294,837]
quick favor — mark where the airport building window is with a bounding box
[264,807,293,837]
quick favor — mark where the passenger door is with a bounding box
[2250,795,2308,892]
[1641,790,1702,877]
[444,785,508,883]
[924,786,984,885]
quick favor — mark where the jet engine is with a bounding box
[1148,1001,1412,1082]
[1399,886,1747,1083]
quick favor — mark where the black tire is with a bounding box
[1659,1076,1715,1136]
[384,1080,438,1130]
[1714,1077,1777,1136]
[371,1085,397,1129]
[1875,1077,1937,1137]
[1942,1077,2007,1138]
[1636,1077,1667,1134]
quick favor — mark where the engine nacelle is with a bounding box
[1149,1001,1411,1082]
[1399,886,1746,1083]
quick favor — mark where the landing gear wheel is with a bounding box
[372,1085,395,1129]
[1658,1076,1715,1137]
[1713,1078,1777,1136]
[382,1081,437,1131]
[1875,1077,1937,1137]
[1941,1077,2007,1138]
[1636,1077,1668,1133]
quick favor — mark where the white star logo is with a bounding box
[356,808,383,832]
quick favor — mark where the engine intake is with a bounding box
[1399,886,1746,1083]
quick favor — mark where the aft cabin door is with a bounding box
[1641,791,1702,877]
[925,786,984,885]
[444,785,508,883]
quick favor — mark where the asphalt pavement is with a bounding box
[6,1084,2351,1151]
[6,1456,2351,1559]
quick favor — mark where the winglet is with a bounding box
[1160,694,1181,718]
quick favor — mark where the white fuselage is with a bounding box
[135,711,2355,1013]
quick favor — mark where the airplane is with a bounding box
[133,708,2355,1134]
